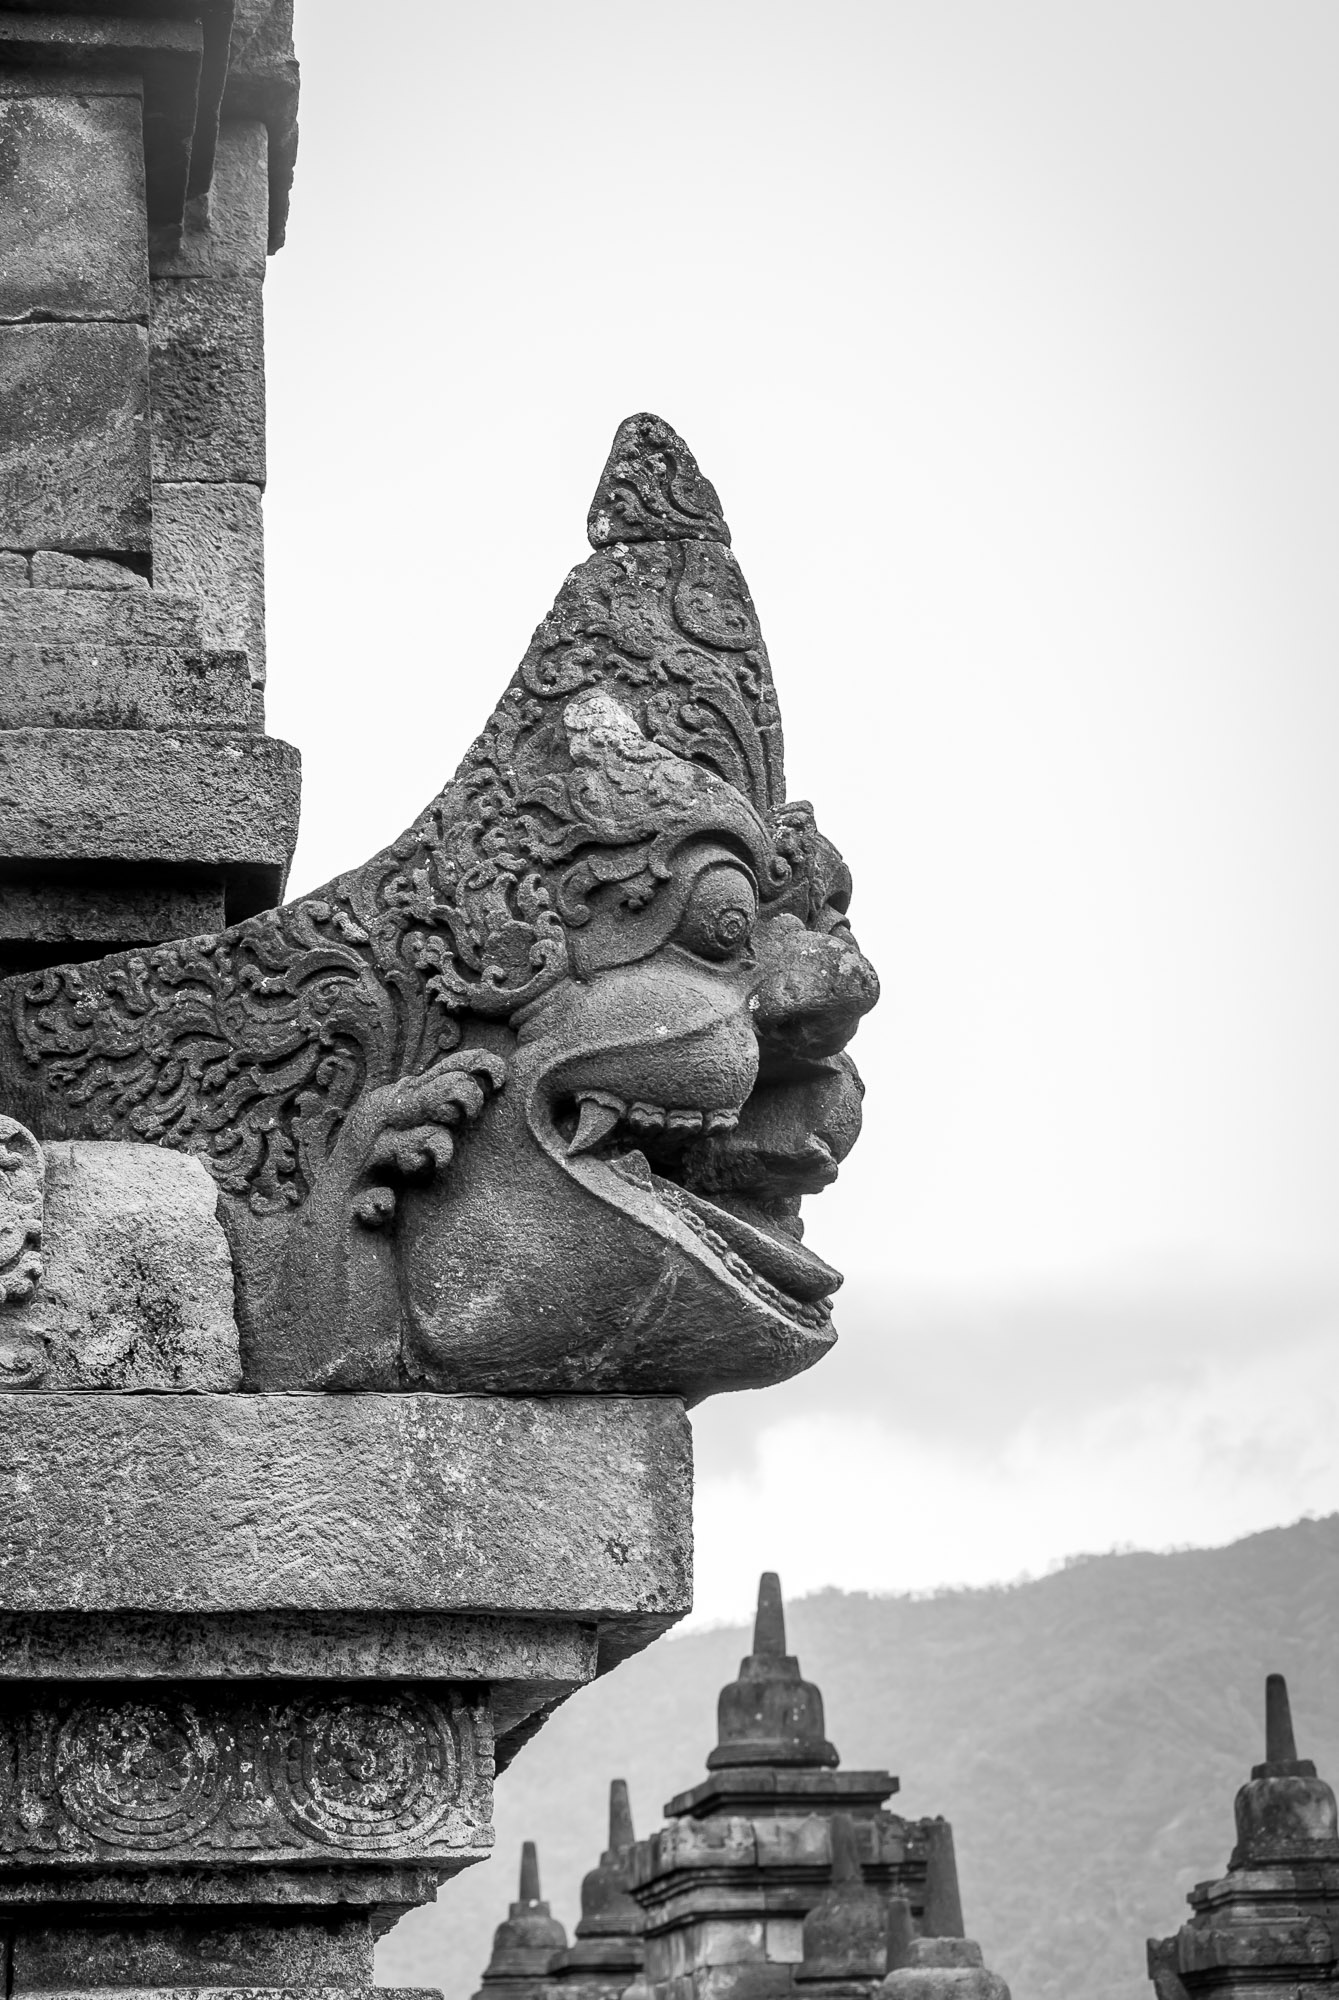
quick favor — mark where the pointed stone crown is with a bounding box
[797,1813,889,1981]
[479,1841,568,1980]
[574,1779,644,1940]
[1232,1674,1339,1865]
[706,1572,839,1771]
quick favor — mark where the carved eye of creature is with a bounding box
[675,864,758,962]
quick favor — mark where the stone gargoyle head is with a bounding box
[0,417,879,1400]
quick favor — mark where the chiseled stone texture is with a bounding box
[150,276,264,484]
[0,727,300,873]
[13,1911,378,1994]
[0,876,227,946]
[153,479,264,678]
[29,551,147,589]
[0,586,251,728]
[151,119,268,282]
[0,1394,693,1619]
[0,1140,241,1392]
[0,322,151,551]
[0,92,148,323]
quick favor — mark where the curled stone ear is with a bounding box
[347,1050,507,1230]
[0,1116,44,1307]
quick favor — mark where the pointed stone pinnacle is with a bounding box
[886,1897,916,1974]
[1266,1674,1298,1765]
[609,1778,635,1852]
[519,1839,541,1904]
[829,1812,861,1885]
[754,1571,786,1657]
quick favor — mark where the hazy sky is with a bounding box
[263,1,1339,1619]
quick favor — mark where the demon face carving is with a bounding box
[1,416,878,1400]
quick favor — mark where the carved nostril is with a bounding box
[753,926,880,1061]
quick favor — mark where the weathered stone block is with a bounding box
[151,119,268,281]
[0,1394,694,1620]
[0,14,203,234]
[0,322,151,552]
[153,480,264,677]
[1,638,251,730]
[30,552,147,589]
[0,728,300,876]
[0,92,148,323]
[151,275,265,483]
[0,875,227,948]
[13,1910,377,1993]
[0,1140,241,1392]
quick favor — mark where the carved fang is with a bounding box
[568,1097,623,1156]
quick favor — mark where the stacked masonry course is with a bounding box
[0,0,300,971]
[470,1578,1012,2000]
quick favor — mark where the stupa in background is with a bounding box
[1148,1674,1339,1997]
[473,1844,570,2000]
[467,1576,1005,2000]
[544,1782,646,2000]
[628,1574,962,2000]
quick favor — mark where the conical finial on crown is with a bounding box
[706,1571,838,1771]
[1262,1673,1306,1773]
[573,1780,644,1942]
[754,1571,787,1657]
[609,1777,635,1853]
[797,1814,887,1983]
[519,1840,541,1904]
[587,413,731,550]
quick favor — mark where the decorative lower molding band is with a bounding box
[0,1685,493,1866]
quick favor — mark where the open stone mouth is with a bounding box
[553,1088,839,1330]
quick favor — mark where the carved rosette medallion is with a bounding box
[54,1699,226,1850]
[0,1686,490,1867]
[267,1693,460,1852]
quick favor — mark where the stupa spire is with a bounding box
[754,1571,787,1657]
[609,1777,635,1853]
[706,1570,839,1772]
[471,1840,567,2000]
[520,1840,541,1904]
[1148,1673,1339,1996]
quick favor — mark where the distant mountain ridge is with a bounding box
[377,1514,1339,2000]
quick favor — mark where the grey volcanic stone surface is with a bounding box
[29,552,148,589]
[153,479,265,677]
[0,92,148,323]
[151,119,269,281]
[0,1394,693,1618]
[0,876,227,945]
[2,1141,240,1391]
[0,322,151,551]
[0,584,251,728]
[0,726,299,869]
[150,276,265,483]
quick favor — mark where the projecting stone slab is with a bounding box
[0,322,150,552]
[0,1140,241,1392]
[151,119,268,281]
[0,1394,693,1622]
[0,875,227,947]
[0,728,299,877]
[0,93,148,323]
[153,480,264,678]
[30,553,148,589]
[151,275,265,483]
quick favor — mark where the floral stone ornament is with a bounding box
[0,414,879,1400]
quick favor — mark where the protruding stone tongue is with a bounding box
[587,413,731,549]
[706,1571,839,1770]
